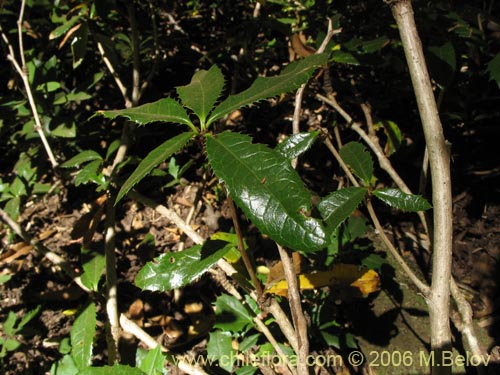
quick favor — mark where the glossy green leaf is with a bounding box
[318,187,368,230]
[60,150,103,168]
[71,302,96,370]
[137,346,166,375]
[373,188,432,212]
[80,254,105,292]
[487,53,500,90]
[78,365,145,375]
[214,294,254,332]
[115,131,193,203]
[135,240,232,292]
[339,142,373,185]
[275,131,319,160]
[330,51,360,65]
[207,54,327,126]
[206,132,327,252]
[207,331,234,372]
[97,98,194,130]
[176,65,224,127]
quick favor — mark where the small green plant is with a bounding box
[88,53,431,373]
[0,306,41,360]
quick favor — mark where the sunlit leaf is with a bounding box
[97,98,194,130]
[207,331,234,372]
[373,188,432,212]
[275,131,319,160]
[206,132,327,252]
[207,54,327,125]
[80,254,105,292]
[136,346,166,375]
[78,365,145,375]
[176,65,224,126]
[71,302,96,370]
[266,264,380,297]
[135,240,232,292]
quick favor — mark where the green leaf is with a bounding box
[206,132,326,252]
[137,346,166,375]
[0,274,11,285]
[207,331,234,372]
[115,131,194,203]
[80,254,105,292]
[97,98,194,131]
[49,16,81,39]
[51,121,76,138]
[135,240,232,292]
[207,54,328,126]
[318,187,368,230]
[339,142,373,185]
[3,311,18,336]
[176,65,224,127]
[376,120,401,156]
[275,131,319,160]
[50,354,79,375]
[17,305,41,331]
[330,51,360,65]
[74,160,102,187]
[78,365,145,375]
[71,302,96,370]
[4,338,20,352]
[487,53,500,90]
[60,150,103,168]
[373,188,432,212]
[214,294,254,332]
[4,196,21,221]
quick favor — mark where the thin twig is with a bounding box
[120,314,209,375]
[291,18,335,168]
[0,1,58,168]
[97,41,131,108]
[0,208,89,293]
[276,245,309,375]
[227,194,264,297]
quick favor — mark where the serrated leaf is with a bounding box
[17,305,41,331]
[60,150,103,168]
[214,294,254,332]
[135,240,232,292]
[207,331,234,372]
[206,132,326,252]
[115,131,193,203]
[176,65,224,127]
[80,254,105,292]
[373,188,432,212]
[339,142,373,185]
[275,131,319,160]
[97,98,194,130]
[71,302,96,370]
[3,312,17,335]
[74,160,102,186]
[207,54,327,125]
[78,365,145,375]
[137,346,166,375]
[318,187,367,230]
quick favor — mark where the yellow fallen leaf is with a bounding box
[265,264,380,298]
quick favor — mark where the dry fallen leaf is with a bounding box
[266,263,380,298]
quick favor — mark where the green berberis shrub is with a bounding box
[89,53,430,292]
